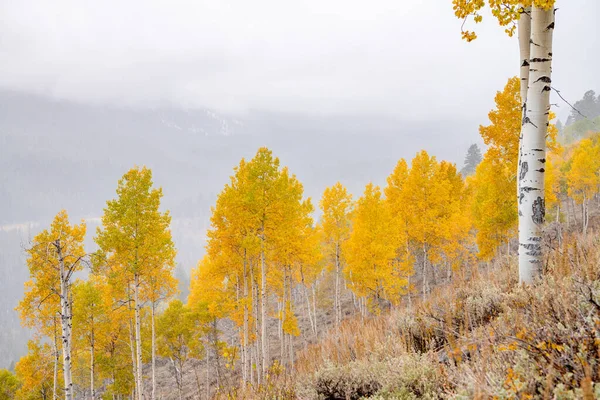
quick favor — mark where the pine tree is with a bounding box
[460,144,483,177]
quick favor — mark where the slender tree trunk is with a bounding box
[90,323,95,400]
[280,268,286,363]
[518,5,555,284]
[422,245,429,298]
[151,301,156,400]
[205,349,210,400]
[128,306,137,400]
[134,274,144,400]
[57,242,73,400]
[242,255,249,384]
[250,265,261,385]
[583,197,589,235]
[304,285,316,335]
[312,285,318,337]
[260,237,267,378]
[334,244,341,331]
[53,319,59,400]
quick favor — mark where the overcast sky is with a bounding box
[0,0,597,121]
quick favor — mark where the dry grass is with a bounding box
[217,229,600,399]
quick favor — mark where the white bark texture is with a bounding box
[134,274,144,400]
[517,7,532,199]
[260,241,267,378]
[57,242,73,400]
[151,302,156,400]
[518,6,554,284]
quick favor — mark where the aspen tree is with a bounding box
[72,278,111,400]
[95,167,176,400]
[567,138,600,235]
[452,0,557,283]
[15,341,57,400]
[319,183,353,331]
[403,151,442,297]
[18,211,86,400]
[344,183,399,311]
[472,77,559,259]
[157,300,205,400]
[384,160,415,301]
[518,3,555,282]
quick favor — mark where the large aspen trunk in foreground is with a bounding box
[518,6,555,284]
[517,6,532,200]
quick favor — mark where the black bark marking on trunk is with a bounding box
[522,242,542,257]
[519,210,523,217]
[521,60,530,67]
[534,76,552,84]
[523,117,538,128]
[521,186,540,193]
[542,86,551,93]
[520,162,529,181]
[532,196,545,225]
[529,259,543,264]
[519,193,525,205]
[546,22,555,31]
[538,158,546,164]
[536,168,545,173]
[531,57,552,63]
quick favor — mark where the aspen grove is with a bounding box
[7,0,600,398]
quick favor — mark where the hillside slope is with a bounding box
[220,227,600,399]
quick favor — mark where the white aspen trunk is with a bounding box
[287,278,294,368]
[421,245,429,299]
[249,345,254,386]
[304,285,315,335]
[518,6,555,284]
[250,265,261,385]
[90,321,95,400]
[517,7,532,210]
[151,302,156,400]
[205,348,210,400]
[57,242,73,400]
[312,285,318,337]
[583,197,589,235]
[128,306,137,400]
[134,274,144,400]
[53,320,59,400]
[90,344,95,400]
[242,256,249,384]
[260,239,267,378]
[280,269,286,363]
[334,244,341,331]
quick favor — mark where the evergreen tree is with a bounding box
[569,90,600,125]
[460,144,483,177]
